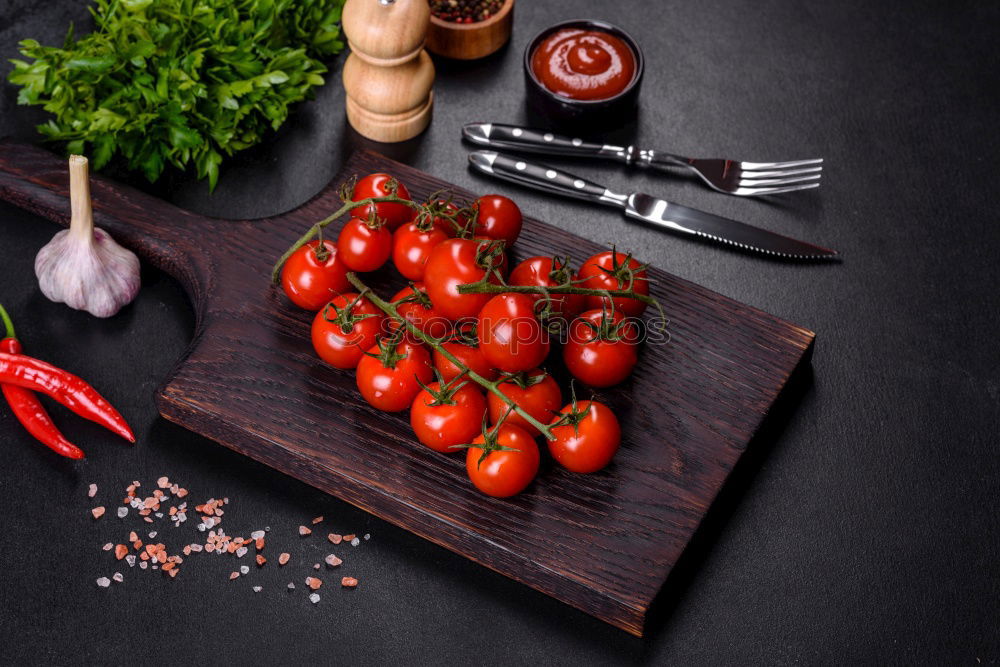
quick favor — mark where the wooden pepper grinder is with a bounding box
[342,0,435,143]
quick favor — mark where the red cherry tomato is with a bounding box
[388,283,451,340]
[356,340,434,412]
[351,173,413,230]
[578,250,650,317]
[487,369,561,437]
[563,308,640,387]
[410,380,487,453]
[424,238,507,321]
[337,217,392,272]
[477,293,549,373]
[392,221,450,281]
[465,423,539,498]
[280,240,350,311]
[433,325,499,383]
[508,255,585,319]
[473,194,523,246]
[548,400,621,473]
[311,293,385,369]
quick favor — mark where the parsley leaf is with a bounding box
[8,0,346,192]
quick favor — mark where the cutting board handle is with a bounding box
[0,140,215,312]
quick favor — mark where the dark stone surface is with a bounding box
[0,0,997,663]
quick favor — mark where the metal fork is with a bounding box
[462,122,823,197]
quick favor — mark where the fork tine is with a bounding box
[739,158,824,170]
[737,173,822,187]
[734,182,821,196]
[737,165,823,179]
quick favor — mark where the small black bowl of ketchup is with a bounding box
[524,19,644,128]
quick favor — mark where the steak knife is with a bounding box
[467,150,838,259]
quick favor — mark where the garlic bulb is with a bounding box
[34,155,140,318]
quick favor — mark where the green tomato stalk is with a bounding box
[455,276,668,326]
[270,193,419,284]
[345,272,558,441]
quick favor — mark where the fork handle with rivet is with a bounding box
[463,122,683,167]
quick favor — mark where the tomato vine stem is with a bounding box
[455,278,668,327]
[271,194,419,285]
[346,272,557,441]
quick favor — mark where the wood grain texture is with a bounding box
[0,141,814,636]
[426,0,515,60]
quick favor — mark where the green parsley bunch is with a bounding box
[8,0,346,191]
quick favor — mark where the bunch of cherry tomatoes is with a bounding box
[278,173,652,498]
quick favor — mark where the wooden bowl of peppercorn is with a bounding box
[426,0,514,60]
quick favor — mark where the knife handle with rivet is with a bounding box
[467,151,627,208]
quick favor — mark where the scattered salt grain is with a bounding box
[298,526,311,536]
[112,572,123,583]
[230,572,239,580]
[157,476,170,488]
[312,516,323,524]
[250,530,265,540]
[236,546,248,558]
[253,586,262,593]
[117,507,128,519]
[351,537,360,547]
[364,534,370,541]
[309,593,320,604]
[328,534,342,544]
[341,577,358,588]
[148,531,157,539]
[126,555,136,567]
[240,566,249,575]
[278,553,290,566]
[102,543,113,551]
[88,483,98,498]
[154,512,163,518]
[190,544,203,553]
[139,561,148,570]
[325,554,342,568]
[287,582,295,590]
[91,506,105,519]
[96,577,111,588]
[305,577,322,590]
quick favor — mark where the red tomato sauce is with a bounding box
[531,28,636,101]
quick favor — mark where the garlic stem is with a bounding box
[68,155,94,245]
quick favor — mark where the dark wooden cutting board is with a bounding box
[0,141,814,636]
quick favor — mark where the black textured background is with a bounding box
[1,0,998,663]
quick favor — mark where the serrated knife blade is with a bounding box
[625,192,838,259]
[467,150,838,260]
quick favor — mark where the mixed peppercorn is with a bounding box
[429,0,504,23]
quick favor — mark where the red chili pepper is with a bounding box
[1,336,85,459]
[0,304,86,457]
[0,312,134,445]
